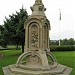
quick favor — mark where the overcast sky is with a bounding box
[0,0,75,40]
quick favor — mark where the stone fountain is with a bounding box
[3,0,72,75]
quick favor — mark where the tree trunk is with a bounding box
[16,44,18,50]
[22,42,24,53]
[22,29,25,53]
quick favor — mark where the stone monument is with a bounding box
[3,0,72,75]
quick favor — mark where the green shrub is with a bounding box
[50,45,75,51]
[50,45,58,51]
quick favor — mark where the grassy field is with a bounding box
[53,51,75,75]
[0,50,75,75]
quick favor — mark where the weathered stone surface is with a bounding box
[2,0,73,75]
[3,64,72,75]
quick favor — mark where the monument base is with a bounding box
[3,64,72,75]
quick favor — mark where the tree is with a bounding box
[0,25,8,47]
[49,38,75,46]
[2,7,28,52]
[68,38,74,45]
[50,40,59,45]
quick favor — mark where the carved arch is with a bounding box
[16,52,43,67]
[28,22,40,49]
[24,18,42,29]
[44,19,51,30]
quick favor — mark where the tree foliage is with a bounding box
[0,25,7,48]
[60,38,74,45]
[50,38,75,45]
[0,7,28,52]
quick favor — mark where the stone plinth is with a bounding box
[3,64,72,75]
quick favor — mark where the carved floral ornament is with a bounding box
[29,23,39,48]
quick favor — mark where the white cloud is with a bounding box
[0,0,74,40]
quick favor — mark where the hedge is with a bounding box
[50,45,75,51]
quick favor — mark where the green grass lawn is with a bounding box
[53,51,75,75]
[0,50,75,75]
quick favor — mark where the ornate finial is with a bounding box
[35,0,43,4]
[30,0,46,16]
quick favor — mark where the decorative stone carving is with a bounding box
[43,24,48,49]
[30,55,39,63]
[35,0,42,4]
[39,5,43,11]
[31,25,38,47]
[2,0,73,75]
[30,6,34,12]
[29,23,39,49]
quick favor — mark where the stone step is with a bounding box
[10,64,66,74]
[3,64,72,75]
[63,67,73,74]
